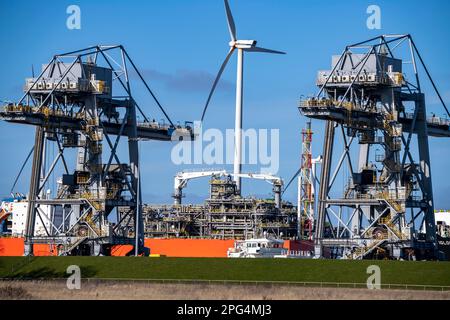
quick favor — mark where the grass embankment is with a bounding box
[0,257,449,286]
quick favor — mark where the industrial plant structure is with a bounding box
[0,2,449,260]
[138,172,297,239]
[0,0,298,257]
[121,0,296,243]
[0,45,194,256]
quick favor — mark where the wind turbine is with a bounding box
[200,0,285,194]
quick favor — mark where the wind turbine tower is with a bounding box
[201,0,285,194]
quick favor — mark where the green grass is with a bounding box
[1,257,450,286]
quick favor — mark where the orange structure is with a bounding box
[111,239,235,257]
[0,237,313,258]
[0,238,57,256]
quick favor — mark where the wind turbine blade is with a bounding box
[282,167,301,196]
[245,46,286,54]
[201,47,235,122]
[224,0,236,41]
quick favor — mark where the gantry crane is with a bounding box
[299,35,450,260]
[0,45,194,256]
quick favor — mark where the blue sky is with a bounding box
[0,0,449,208]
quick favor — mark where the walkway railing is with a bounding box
[1,277,449,292]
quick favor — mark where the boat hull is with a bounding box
[0,237,313,257]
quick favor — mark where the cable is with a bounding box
[10,146,34,194]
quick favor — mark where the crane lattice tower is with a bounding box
[299,35,450,260]
[0,45,193,256]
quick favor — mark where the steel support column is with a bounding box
[127,101,144,255]
[415,94,436,245]
[24,126,45,256]
[315,120,335,257]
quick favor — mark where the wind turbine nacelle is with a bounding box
[232,40,257,49]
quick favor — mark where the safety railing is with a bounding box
[2,277,449,292]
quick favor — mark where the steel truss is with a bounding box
[0,45,193,256]
[299,35,450,260]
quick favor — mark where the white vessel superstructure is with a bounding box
[227,236,312,258]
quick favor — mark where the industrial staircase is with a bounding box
[84,211,103,237]
[82,195,103,211]
[59,236,88,256]
[350,239,387,260]
[379,217,407,240]
[378,191,404,213]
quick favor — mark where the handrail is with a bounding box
[2,277,449,292]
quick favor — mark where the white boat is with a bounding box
[227,236,312,258]
[1,194,56,237]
